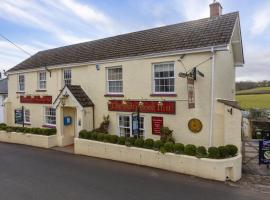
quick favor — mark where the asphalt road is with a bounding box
[0,142,268,200]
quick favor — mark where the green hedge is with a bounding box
[0,123,56,136]
[78,130,238,159]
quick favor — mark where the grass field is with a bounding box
[236,94,270,110]
[236,87,270,95]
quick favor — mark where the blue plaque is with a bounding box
[64,116,72,126]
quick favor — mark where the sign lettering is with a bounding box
[152,117,163,135]
[20,95,52,104]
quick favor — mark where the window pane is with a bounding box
[64,69,72,85]
[45,107,56,125]
[107,67,123,93]
[154,63,175,93]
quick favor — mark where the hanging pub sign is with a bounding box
[259,140,270,165]
[20,95,52,104]
[152,116,163,135]
[14,108,23,124]
[108,100,175,115]
[187,77,195,109]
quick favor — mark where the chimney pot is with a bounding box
[210,1,223,17]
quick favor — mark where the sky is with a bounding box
[0,0,269,81]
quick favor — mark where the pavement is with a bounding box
[0,142,269,200]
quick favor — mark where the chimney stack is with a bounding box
[210,0,223,17]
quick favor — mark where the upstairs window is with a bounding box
[44,107,56,126]
[107,67,123,94]
[153,62,175,93]
[18,74,25,92]
[63,69,72,85]
[38,71,46,90]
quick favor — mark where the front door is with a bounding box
[62,107,76,146]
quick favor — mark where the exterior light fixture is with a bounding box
[122,100,127,105]
[107,100,111,105]
[138,101,144,107]
[158,101,163,107]
[60,94,68,107]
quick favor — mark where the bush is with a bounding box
[184,144,197,156]
[103,134,111,143]
[125,137,135,147]
[164,142,174,153]
[109,135,119,144]
[91,132,98,140]
[160,127,175,143]
[79,130,87,138]
[143,138,154,149]
[134,138,144,148]
[153,140,164,150]
[118,136,126,145]
[218,146,230,158]
[208,147,220,159]
[226,144,238,157]
[174,143,185,154]
[196,146,207,158]
[97,133,105,141]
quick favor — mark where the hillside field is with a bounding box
[236,94,270,110]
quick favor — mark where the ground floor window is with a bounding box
[118,115,144,138]
[44,107,56,126]
[14,108,30,124]
[24,109,30,124]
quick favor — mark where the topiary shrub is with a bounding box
[208,147,220,159]
[125,137,135,147]
[164,142,174,153]
[118,136,126,145]
[174,143,185,154]
[91,132,98,140]
[134,138,144,148]
[218,146,230,158]
[109,135,119,144]
[103,134,111,143]
[196,146,207,158]
[184,144,197,156]
[96,133,105,141]
[0,123,7,130]
[143,138,154,149]
[153,140,164,150]
[225,144,238,157]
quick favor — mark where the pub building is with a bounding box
[4,1,244,149]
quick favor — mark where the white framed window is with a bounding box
[107,67,123,94]
[24,109,30,124]
[38,71,46,90]
[44,107,56,126]
[18,74,25,92]
[63,69,72,85]
[153,62,175,93]
[118,115,144,137]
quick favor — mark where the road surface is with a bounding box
[0,142,268,200]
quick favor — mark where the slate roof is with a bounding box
[217,99,242,110]
[66,85,93,107]
[0,78,8,94]
[8,12,239,72]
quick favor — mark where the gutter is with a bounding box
[209,47,216,147]
[6,45,229,75]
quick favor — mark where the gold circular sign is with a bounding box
[188,118,202,133]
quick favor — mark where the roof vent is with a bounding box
[210,0,223,17]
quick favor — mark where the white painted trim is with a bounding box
[105,66,123,95]
[6,45,229,75]
[209,47,216,146]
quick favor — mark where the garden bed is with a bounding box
[0,130,58,148]
[74,138,242,182]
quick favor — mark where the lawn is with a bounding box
[236,87,270,95]
[236,94,270,110]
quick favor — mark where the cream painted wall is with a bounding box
[6,49,240,147]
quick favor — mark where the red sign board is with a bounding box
[187,78,195,109]
[20,95,52,104]
[152,117,163,135]
[108,100,175,115]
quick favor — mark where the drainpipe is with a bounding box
[92,105,95,130]
[209,47,216,146]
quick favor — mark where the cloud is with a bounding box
[251,2,270,35]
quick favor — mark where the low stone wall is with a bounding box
[0,131,58,148]
[75,138,242,182]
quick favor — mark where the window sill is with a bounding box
[36,89,47,92]
[104,94,124,97]
[42,125,56,129]
[150,93,177,97]
[16,91,25,94]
